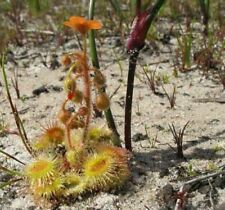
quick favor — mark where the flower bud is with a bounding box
[65,150,76,165]
[74,63,84,74]
[126,11,150,52]
[64,77,76,92]
[67,116,79,129]
[78,120,85,128]
[61,55,71,66]
[71,90,83,104]
[78,107,88,116]
[69,63,82,74]
[96,93,110,111]
[58,108,71,125]
[94,70,106,89]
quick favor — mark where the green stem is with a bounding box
[88,0,121,146]
[88,0,100,69]
[145,0,166,28]
[82,35,92,142]
[130,0,138,16]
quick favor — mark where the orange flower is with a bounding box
[64,16,102,35]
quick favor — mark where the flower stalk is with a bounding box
[82,35,92,142]
[125,0,166,151]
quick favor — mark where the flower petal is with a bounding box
[64,16,102,34]
[69,16,85,24]
[64,21,74,28]
[86,20,102,30]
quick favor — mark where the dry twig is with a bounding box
[175,168,225,210]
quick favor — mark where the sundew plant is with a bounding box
[1,16,130,202]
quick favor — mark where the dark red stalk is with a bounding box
[124,0,166,151]
[124,50,140,151]
[136,0,142,15]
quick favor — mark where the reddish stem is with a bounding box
[66,126,73,149]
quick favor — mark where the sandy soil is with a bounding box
[1,32,225,210]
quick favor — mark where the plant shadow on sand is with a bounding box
[117,131,225,209]
[132,129,225,174]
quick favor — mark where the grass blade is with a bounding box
[0,149,25,165]
[0,178,22,189]
[0,165,23,176]
[1,55,36,157]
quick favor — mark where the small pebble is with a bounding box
[132,133,148,142]
[159,168,170,178]
[198,185,211,194]
[32,85,49,96]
